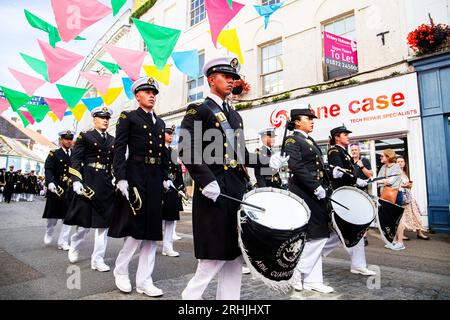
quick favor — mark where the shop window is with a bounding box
[187,52,205,103]
[190,0,206,27]
[261,0,281,5]
[323,15,357,81]
[260,40,284,95]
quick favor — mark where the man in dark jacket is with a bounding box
[64,106,115,272]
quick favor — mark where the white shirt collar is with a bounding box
[208,93,226,110]
[294,129,309,138]
[95,129,106,136]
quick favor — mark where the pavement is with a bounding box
[0,197,449,300]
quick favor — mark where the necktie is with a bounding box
[101,132,106,142]
[222,102,229,118]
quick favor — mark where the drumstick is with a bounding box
[367,174,400,183]
[326,197,350,211]
[199,188,266,212]
[329,164,355,178]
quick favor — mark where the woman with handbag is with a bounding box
[377,149,404,250]
[397,157,430,241]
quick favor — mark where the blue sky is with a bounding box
[0,0,131,142]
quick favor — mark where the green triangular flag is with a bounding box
[18,111,30,128]
[132,18,181,70]
[98,60,121,74]
[20,53,49,81]
[56,84,88,109]
[227,0,233,9]
[24,10,85,47]
[111,0,127,16]
[0,86,32,112]
[26,103,50,123]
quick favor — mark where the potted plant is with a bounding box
[232,78,251,97]
[407,14,449,56]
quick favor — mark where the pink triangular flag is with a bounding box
[44,97,68,121]
[0,98,10,114]
[205,0,245,47]
[21,111,36,125]
[8,68,46,96]
[51,0,112,42]
[38,39,84,83]
[79,72,112,95]
[104,44,146,81]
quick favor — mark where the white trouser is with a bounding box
[27,194,34,202]
[163,220,175,252]
[296,238,331,284]
[114,237,157,288]
[0,194,3,202]
[322,233,367,269]
[46,219,71,246]
[182,256,243,300]
[70,227,109,264]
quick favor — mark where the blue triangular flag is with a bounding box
[122,77,134,100]
[171,50,200,79]
[81,97,104,111]
[64,110,73,116]
[254,1,284,29]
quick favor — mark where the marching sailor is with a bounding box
[64,106,115,272]
[108,77,170,297]
[4,165,15,203]
[42,130,74,250]
[254,127,282,189]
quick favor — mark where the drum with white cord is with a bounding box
[238,187,310,292]
[377,198,404,245]
[330,186,377,248]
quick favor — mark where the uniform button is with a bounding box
[150,141,153,144]
[107,157,110,160]
[149,133,152,136]
[150,150,153,153]
[94,143,97,146]
[60,159,63,162]
[143,125,147,129]
[224,143,228,147]
[159,144,162,147]
[98,149,101,152]
[237,144,241,148]
[159,135,162,138]
[310,148,313,151]
[224,165,229,170]
[225,154,229,159]
[106,170,108,173]
[316,162,319,165]
[97,156,100,159]
[159,153,161,156]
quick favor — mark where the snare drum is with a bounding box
[377,198,404,245]
[330,186,377,248]
[238,188,310,291]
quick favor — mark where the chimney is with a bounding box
[37,129,42,134]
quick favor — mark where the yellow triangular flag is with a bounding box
[71,103,88,122]
[217,29,244,64]
[48,112,58,122]
[143,64,171,86]
[99,87,123,106]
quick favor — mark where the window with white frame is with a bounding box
[261,0,281,5]
[261,40,283,96]
[187,52,205,102]
[323,14,356,80]
[190,0,206,27]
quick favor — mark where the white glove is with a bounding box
[178,190,187,199]
[117,180,129,200]
[269,153,290,170]
[356,178,368,188]
[314,186,327,200]
[333,166,344,179]
[202,181,221,202]
[73,181,84,195]
[163,180,175,191]
[48,182,57,193]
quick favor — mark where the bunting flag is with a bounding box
[254,1,284,29]
[18,111,31,127]
[122,77,134,99]
[25,103,51,123]
[111,0,127,16]
[99,87,122,105]
[20,53,49,81]
[143,65,171,86]
[38,40,84,83]
[8,68,46,96]
[171,50,200,79]
[64,110,73,116]
[44,97,68,120]
[48,112,58,122]
[104,45,146,81]
[0,86,32,112]
[98,60,121,74]
[24,10,85,47]
[51,0,112,42]
[132,18,181,70]
[0,99,10,114]
[216,29,244,64]
[205,0,245,47]
[21,111,36,125]
[71,103,88,122]
[227,0,233,9]
[79,71,112,95]
[81,97,104,111]
[56,84,89,108]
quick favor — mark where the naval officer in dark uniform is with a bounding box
[42,130,74,250]
[108,77,170,297]
[179,56,276,300]
[322,125,376,276]
[64,106,115,272]
[254,127,282,189]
